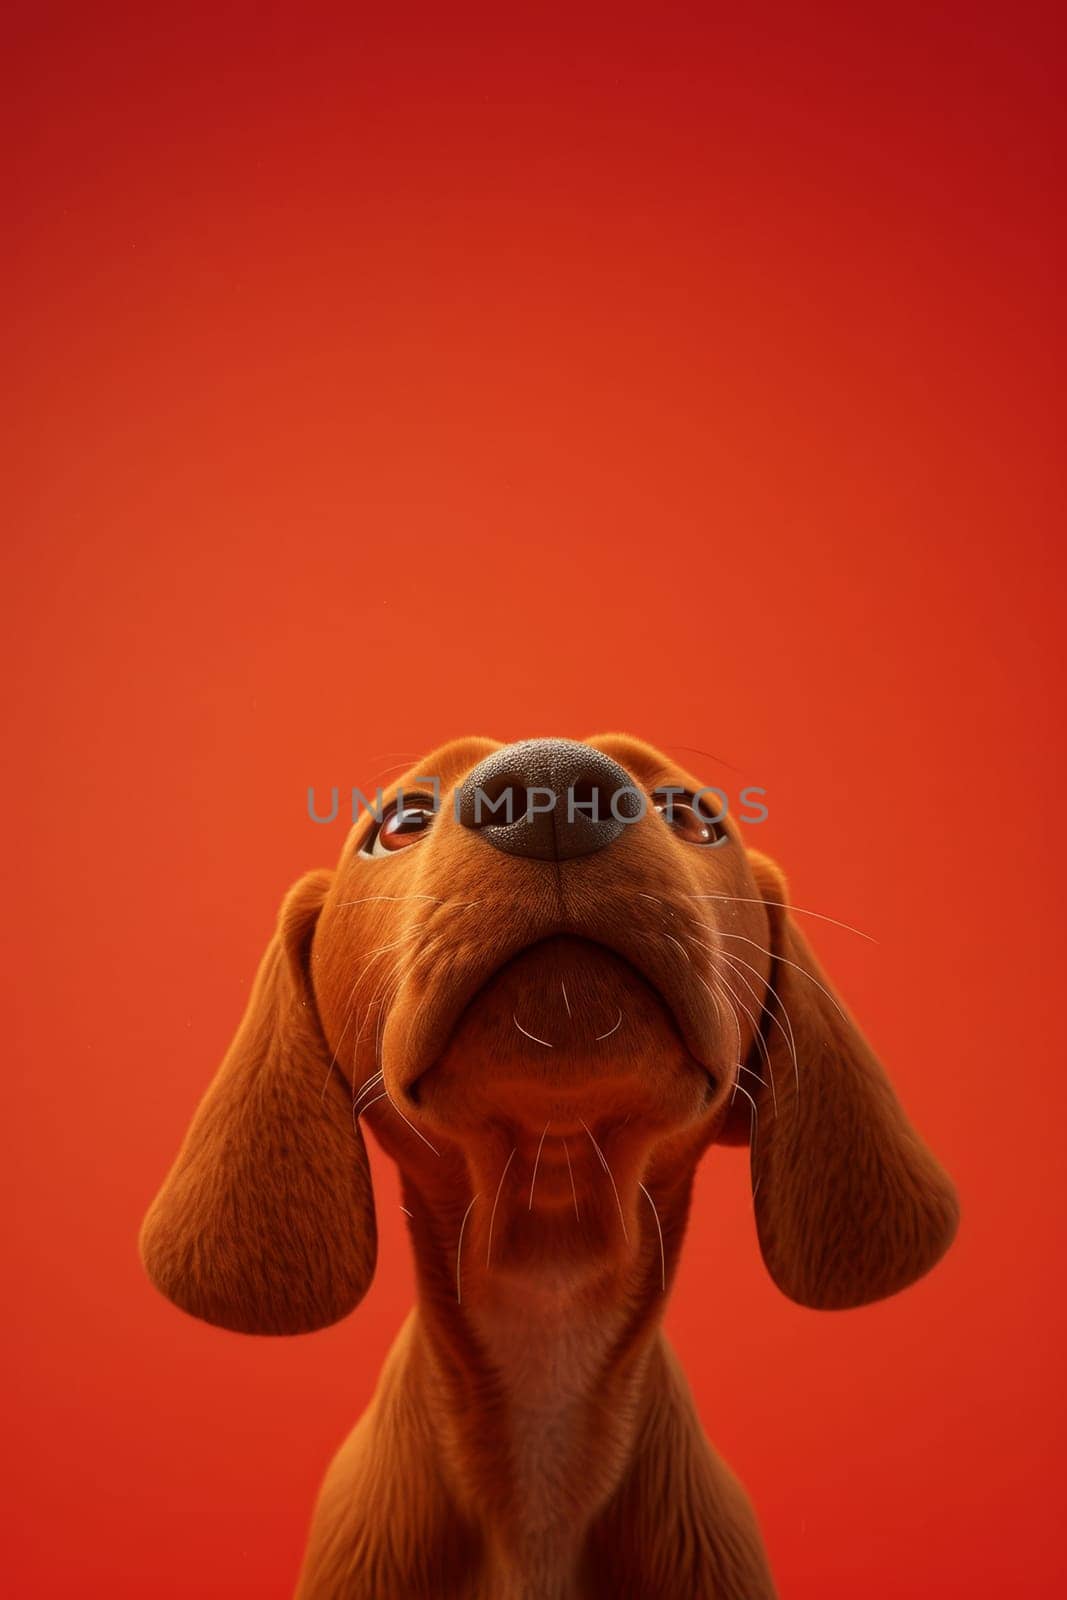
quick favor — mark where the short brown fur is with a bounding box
[141,735,958,1598]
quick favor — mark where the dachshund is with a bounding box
[140,735,958,1600]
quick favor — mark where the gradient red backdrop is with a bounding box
[6,5,1064,1596]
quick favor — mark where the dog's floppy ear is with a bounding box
[743,852,958,1310]
[139,870,377,1335]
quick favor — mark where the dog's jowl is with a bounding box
[141,734,958,1600]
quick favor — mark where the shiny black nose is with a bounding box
[457,739,642,860]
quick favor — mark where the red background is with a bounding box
[5,5,1064,1595]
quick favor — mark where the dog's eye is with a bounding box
[364,798,436,857]
[652,790,728,846]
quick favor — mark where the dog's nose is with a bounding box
[457,739,642,860]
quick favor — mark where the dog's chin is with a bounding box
[412,935,713,1142]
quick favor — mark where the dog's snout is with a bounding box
[457,739,641,860]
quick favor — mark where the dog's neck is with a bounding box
[401,1166,689,1600]
[474,1267,636,1548]
[415,1267,658,1600]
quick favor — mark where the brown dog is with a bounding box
[140,735,958,1600]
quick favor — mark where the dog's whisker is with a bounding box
[385,1092,441,1157]
[595,1008,623,1042]
[561,981,572,1019]
[663,740,745,774]
[487,1148,517,1267]
[336,893,446,908]
[349,904,476,1081]
[371,757,427,782]
[514,1015,553,1048]
[714,928,850,1023]
[710,952,780,1115]
[371,959,412,1063]
[686,893,876,943]
[351,979,393,1054]
[636,892,675,917]
[529,1122,552,1209]
[355,926,430,969]
[687,936,772,1085]
[356,966,428,1120]
[370,938,455,1073]
[662,931,691,964]
[349,930,432,1052]
[352,1069,385,1110]
[697,960,739,1049]
[638,1181,666,1293]
[350,901,474,1065]
[714,968,778,1115]
[351,962,407,1068]
[715,944,801,1098]
[711,974,745,1070]
[360,932,445,1064]
[353,1065,385,1100]
[731,1070,756,1109]
[456,1194,479,1304]
[579,1119,629,1243]
[563,1140,580,1221]
[321,962,379,1102]
[385,929,447,995]
[685,962,743,1078]
[730,1075,760,1152]
[320,1058,344,1103]
[353,1078,386,1117]
[354,1088,388,1135]
[400,1205,413,1218]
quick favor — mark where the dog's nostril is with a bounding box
[467,777,528,828]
